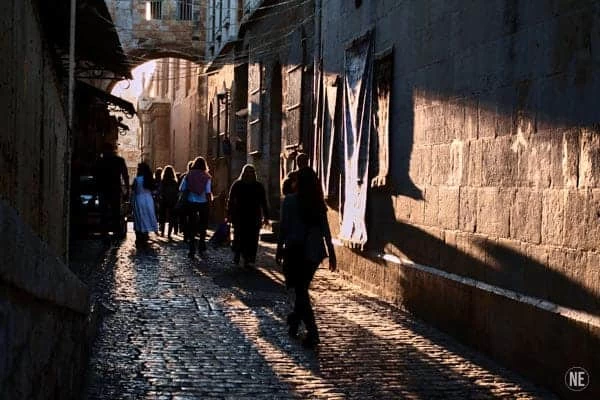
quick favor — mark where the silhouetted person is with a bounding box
[131,162,158,247]
[178,160,194,241]
[276,167,336,347]
[158,165,179,239]
[94,142,129,239]
[227,164,269,268]
[179,156,212,259]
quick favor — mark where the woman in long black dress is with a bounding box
[227,164,269,268]
[276,167,336,347]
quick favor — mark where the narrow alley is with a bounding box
[3,1,599,398]
[74,230,553,399]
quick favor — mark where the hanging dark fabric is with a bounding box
[371,49,392,188]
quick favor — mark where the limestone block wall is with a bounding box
[105,0,205,65]
[170,60,204,174]
[0,0,69,260]
[241,0,315,216]
[1,201,89,400]
[0,2,90,397]
[321,1,600,395]
[322,0,600,316]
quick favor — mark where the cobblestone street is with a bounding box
[76,230,555,399]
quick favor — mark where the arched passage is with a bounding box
[110,57,206,177]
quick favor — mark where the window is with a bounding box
[224,0,231,28]
[219,0,223,32]
[146,0,162,20]
[211,0,216,42]
[177,0,193,21]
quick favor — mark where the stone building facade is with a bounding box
[138,58,207,174]
[106,0,205,66]
[204,0,316,219]
[317,0,599,397]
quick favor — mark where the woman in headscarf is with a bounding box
[227,164,269,268]
[276,167,336,347]
[179,156,212,259]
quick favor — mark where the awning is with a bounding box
[38,0,132,79]
[77,81,136,116]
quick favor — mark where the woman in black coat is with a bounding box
[276,167,336,347]
[227,164,269,268]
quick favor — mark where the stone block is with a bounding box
[587,189,600,251]
[448,139,468,185]
[420,145,432,185]
[482,136,517,186]
[394,195,412,222]
[562,129,580,188]
[477,103,496,139]
[579,127,600,188]
[522,243,550,298]
[563,190,589,250]
[476,187,513,238]
[467,139,483,186]
[541,189,565,246]
[510,189,542,244]
[444,98,465,141]
[431,144,451,185]
[409,194,425,225]
[423,185,439,226]
[408,146,422,183]
[469,234,491,283]
[459,186,477,232]
[586,251,600,313]
[548,130,565,188]
[464,96,479,140]
[438,186,459,230]
[526,133,553,188]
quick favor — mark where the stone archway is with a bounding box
[105,0,206,71]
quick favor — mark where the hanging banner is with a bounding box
[320,78,340,198]
[339,31,373,249]
[371,49,392,188]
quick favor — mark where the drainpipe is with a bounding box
[68,0,76,130]
[65,0,76,264]
[313,0,321,93]
[312,0,321,164]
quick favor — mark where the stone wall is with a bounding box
[0,3,89,398]
[105,0,205,66]
[322,0,600,396]
[170,60,204,173]
[240,0,315,217]
[0,0,70,260]
[139,100,171,170]
[1,201,89,400]
[139,58,207,174]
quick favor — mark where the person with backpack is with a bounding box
[179,157,212,259]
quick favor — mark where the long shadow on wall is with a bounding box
[368,191,599,317]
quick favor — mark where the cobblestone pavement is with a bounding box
[79,229,556,399]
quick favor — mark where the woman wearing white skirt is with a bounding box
[131,162,158,247]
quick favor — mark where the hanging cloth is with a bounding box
[339,31,374,249]
[371,49,392,188]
